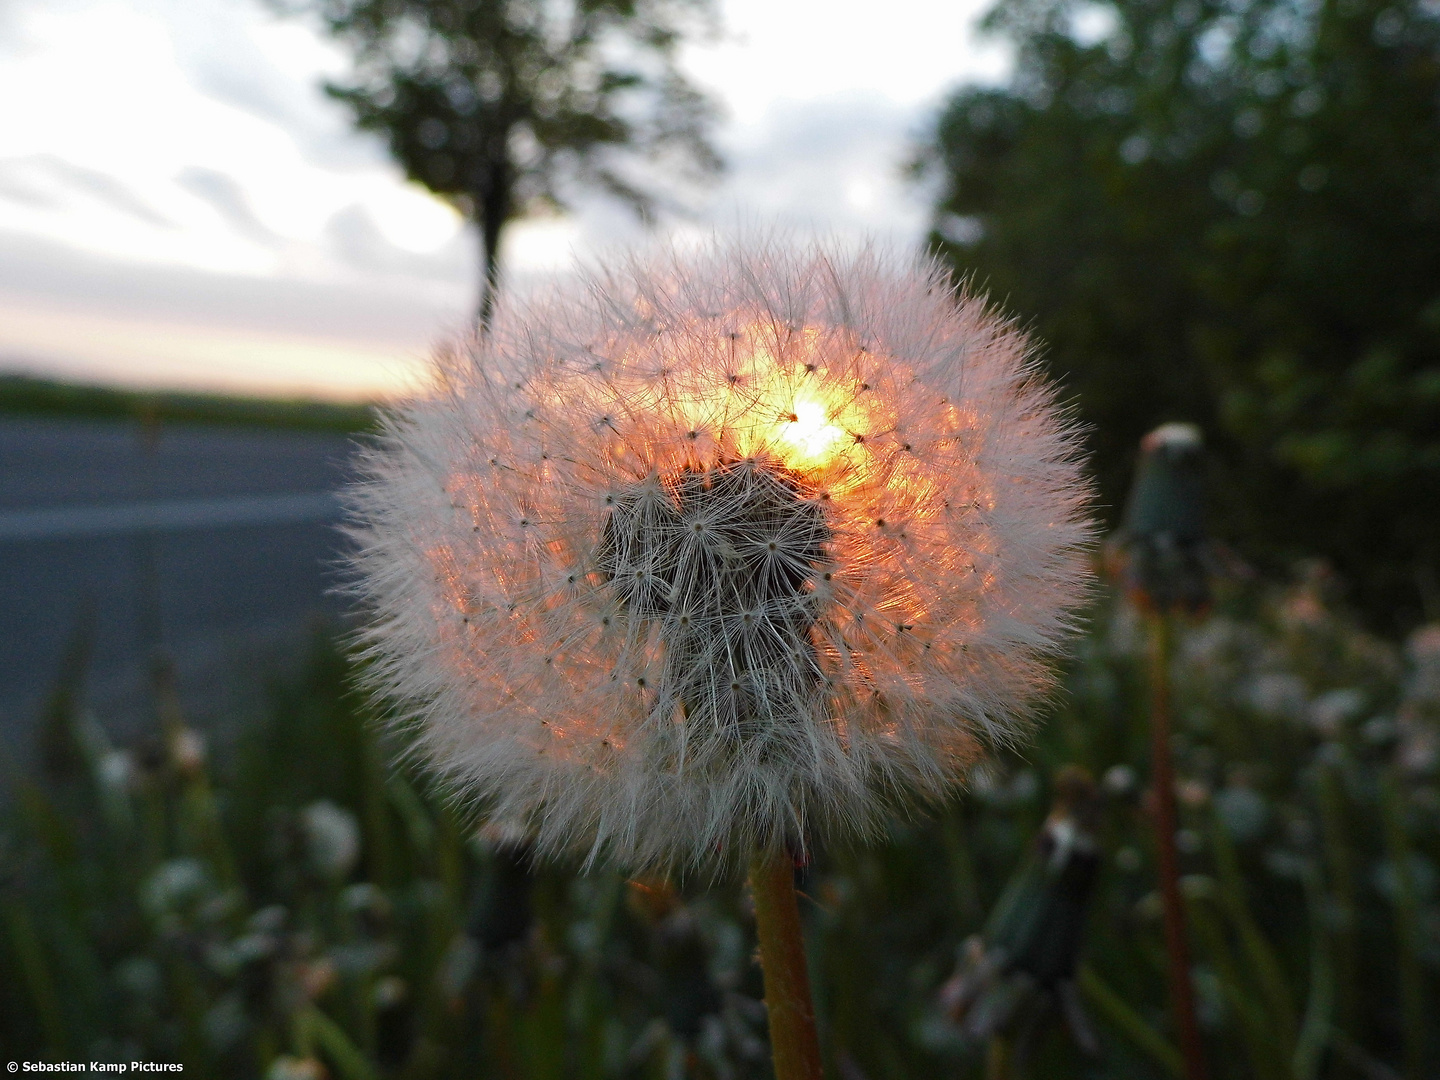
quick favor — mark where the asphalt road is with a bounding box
[0,416,362,763]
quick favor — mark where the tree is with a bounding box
[291,0,721,328]
[916,0,1440,630]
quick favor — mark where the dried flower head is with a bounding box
[348,238,1093,873]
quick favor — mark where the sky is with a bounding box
[0,0,1009,400]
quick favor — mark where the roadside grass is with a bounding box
[0,375,379,434]
[1,577,1436,1079]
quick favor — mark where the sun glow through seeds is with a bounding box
[779,397,846,467]
[348,238,1095,873]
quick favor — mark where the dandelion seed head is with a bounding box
[347,237,1095,874]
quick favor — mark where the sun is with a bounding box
[776,395,847,469]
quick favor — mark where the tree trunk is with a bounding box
[475,157,513,333]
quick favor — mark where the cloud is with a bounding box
[153,0,386,172]
[0,154,176,227]
[0,9,19,52]
[0,226,467,344]
[0,160,58,209]
[180,25,303,127]
[175,166,282,246]
[0,224,477,398]
[322,202,472,282]
[699,93,933,242]
[515,93,937,262]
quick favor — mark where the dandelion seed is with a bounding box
[346,237,1094,875]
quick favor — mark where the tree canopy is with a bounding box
[293,0,721,326]
[918,0,1440,629]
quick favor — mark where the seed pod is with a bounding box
[346,237,1095,873]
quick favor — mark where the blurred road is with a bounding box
[0,416,360,762]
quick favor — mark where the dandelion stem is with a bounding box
[985,1035,1014,1080]
[1380,770,1425,1080]
[749,846,824,1080]
[1146,612,1208,1080]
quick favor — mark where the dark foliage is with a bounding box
[917,0,1440,631]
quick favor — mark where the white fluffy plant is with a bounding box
[347,237,1093,1078]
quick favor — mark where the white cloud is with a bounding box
[683,0,1009,126]
[708,93,934,239]
[176,166,283,245]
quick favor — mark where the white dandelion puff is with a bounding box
[347,237,1095,874]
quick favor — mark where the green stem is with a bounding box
[4,900,67,1055]
[1380,771,1426,1080]
[941,810,983,925]
[749,846,823,1080]
[1208,811,1296,1043]
[1291,858,1335,1080]
[986,1035,1014,1080]
[1315,759,1357,1039]
[1146,612,1209,1080]
[1077,965,1184,1079]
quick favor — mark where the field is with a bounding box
[3,568,1435,1079]
[0,375,378,435]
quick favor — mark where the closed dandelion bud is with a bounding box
[940,764,1102,1056]
[266,1057,327,1080]
[300,800,361,880]
[170,727,207,776]
[1113,422,1211,614]
[347,238,1095,875]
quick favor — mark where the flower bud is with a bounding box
[1113,422,1210,613]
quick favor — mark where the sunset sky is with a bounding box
[0,0,1007,400]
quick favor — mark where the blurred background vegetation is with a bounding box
[0,375,377,435]
[3,577,1437,1078]
[3,0,1438,1073]
[914,0,1440,634]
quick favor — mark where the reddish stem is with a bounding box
[1147,612,1208,1080]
